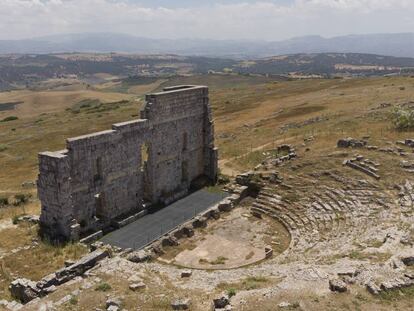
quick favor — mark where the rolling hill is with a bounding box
[1,33,414,58]
[1,52,414,91]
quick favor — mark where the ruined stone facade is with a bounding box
[37,86,218,241]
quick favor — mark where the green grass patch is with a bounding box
[348,250,391,263]
[210,256,228,265]
[95,282,112,292]
[227,288,236,298]
[205,185,223,194]
[366,239,384,248]
[68,99,130,114]
[1,116,18,122]
[69,295,78,305]
[378,286,414,302]
[218,276,270,292]
[0,196,8,207]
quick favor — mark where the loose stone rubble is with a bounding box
[397,139,414,148]
[9,250,109,303]
[343,156,380,179]
[171,298,191,310]
[9,279,41,304]
[337,138,367,148]
[258,145,297,170]
[0,299,23,311]
[213,295,231,309]
[329,278,348,293]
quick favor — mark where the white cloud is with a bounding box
[0,0,414,40]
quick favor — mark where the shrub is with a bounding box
[95,282,111,292]
[242,276,268,290]
[12,215,20,225]
[0,144,7,152]
[69,295,78,305]
[218,173,230,185]
[392,107,414,130]
[0,196,8,206]
[227,288,236,298]
[210,256,228,265]
[14,193,31,205]
[1,116,18,122]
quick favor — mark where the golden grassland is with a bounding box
[1,74,414,198]
[0,74,414,307]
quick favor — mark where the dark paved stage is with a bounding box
[100,189,228,250]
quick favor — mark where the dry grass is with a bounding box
[0,222,87,299]
[0,88,135,118]
[1,74,414,306]
[217,275,273,292]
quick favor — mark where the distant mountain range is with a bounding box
[1,52,414,91]
[1,33,414,58]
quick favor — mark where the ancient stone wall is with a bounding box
[38,85,217,241]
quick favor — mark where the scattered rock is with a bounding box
[161,235,180,247]
[366,282,381,295]
[127,250,152,263]
[265,246,273,258]
[16,215,39,224]
[218,199,232,212]
[54,250,109,284]
[213,295,230,309]
[277,144,292,153]
[250,209,263,219]
[0,299,23,311]
[9,278,41,303]
[181,225,194,237]
[129,282,146,291]
[400,235,414,246]
[192,216,208,228]
[401,254,414,266]
[337,138,367,148]
[171,298,191,310]
[64,260,75,267]
[278,301,292,308]
[329,279,347,293]
[404,139,414,148]
[181,270,192,278]
[106,297,121,310]
[343,157,380,179]
[21,181,36,188]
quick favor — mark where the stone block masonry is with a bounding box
[37,85,218,241]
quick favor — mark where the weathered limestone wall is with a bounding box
[38,150,74,239]
[142,86,211,203]
[38,85,217,241]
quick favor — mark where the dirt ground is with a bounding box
[160,205,290,269]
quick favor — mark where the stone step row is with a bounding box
[255,195,315,231]
[250,206,300,247]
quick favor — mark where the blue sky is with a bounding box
[0,0,413,40]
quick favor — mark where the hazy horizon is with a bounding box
[1,0,414,41]
[5,31,414,43]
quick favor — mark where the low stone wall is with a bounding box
[9,250,110,304]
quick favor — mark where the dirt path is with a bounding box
[218,136,296,176]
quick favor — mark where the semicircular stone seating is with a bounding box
[251,181,392,253]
